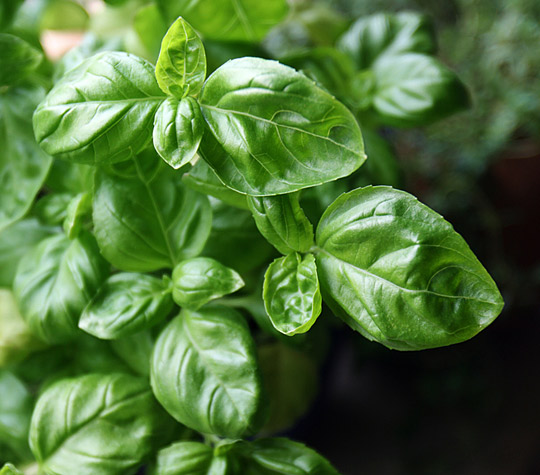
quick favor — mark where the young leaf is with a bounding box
[29,373,173,475]
[155,17,206,98]
[0,34,42,86]
[263,253,322,336]
[153,96,205,169]
[155,441,214,475]
[151,306,265,438]
[372,53,470,127]
[171,257,244,310]
[157,0,288,42]
[13,232,109,344]
[93,154,212,272]
[0,464,23,475]
[337,12,436,69]
[199,57,366,196]
[316,186,504,350]
[63,192,92,239]
[0,86,52,232]
[33,52,166,164]
[79,273,174,340]
[248,193,314,254]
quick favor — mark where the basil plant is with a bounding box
[0,1,503,473]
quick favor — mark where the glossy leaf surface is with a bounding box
[33,52,165,164]
[337,12,436,69]
[79,273,173,340]
[93,155,212,272]
[200,57,365,196]
[155,441,214,475]
[0,34,42,86]
[248,193,314,254]
[29,373,171,475]
[153,96,204,169]
[172,257,244,310]
[372,53,469,127]
[63,192,92,239]
[155,17,206,98]
[157,0,288,42]
[13,233,109,344]
[316,186,504,350]
[263,253,322,336]
[151,306,264,438]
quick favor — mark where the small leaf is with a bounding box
[0,34,42,86]
[153,96,205,169]
[13,232,109,344]
[79,273,174,340]
[0,463,23,475]
[248,193,314,255]
[263,253,322,336]
[29,373,173,475]
[155,441,214,475]
[63,192,92,239]
[155,17,206,98]
[200,57,365,196]
[110,331,155,376]
[171,257,244,310]
[151,306,265,438]
[316,186,504,350]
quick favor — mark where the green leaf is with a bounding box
[33,193,72,225]
[151,306,264,438]
[79,273,174,340]
[29,373,173,475]
[45,161,94,194]
[33,52,166,164]
[13,232,109,344]
[110,331,155,376]
[155,16,206,99]
[337,11,436,70]
[248,193,314,255]
[0,86,52,232]
[199,57,366,196]
[171,257,244,310]
[241,438,339,475]
[134,4,168,61]
[93,154,212,272]
[0,463,23,475]
[155,441,214,475]
[316,186,505,350]
[263,253,322,336]
[0,34,42,86]
[0,219,55,287]
[63,192,92,239]
[157,0,288,42]
[41,0,89,31]
[372,53,470,127]
[0,371,33,461]
[153,96,205,169]
[0,289,44,366]
[183,156,249,210]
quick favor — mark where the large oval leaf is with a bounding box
[200,57,365,196]
[157,0,288,42]
[33,52,165,164]
[316,186,504,350]
[13,232,109,344]
[29,373,172,475]
[151,306,264,438]
[93,154,212,272]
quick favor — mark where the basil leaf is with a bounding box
[337,12,436,70]
[183,159,249,210]
[242,438,339,475]
[171,257,244,310]
[248,193,314,254]
[29,373,173,475]
[200,57,366,196]
[0,289,43,366]
[0,86,52,232]
[316,186,504,350]
[110,331,155,376]
[0,219,54,287]
[79,273,173,340]
[93,155,212,272]
[13,232,109,344]
[63,192,92,239]
[158,0,288,42]
[151,306,264,438]
[155,441,214,475]
[34,193,72,225]
[134,4,168,61]
[41,0,89,31]
[0,34,42,86]
[33,52,166,164]
[153,96,205,169]
[263,253,322,336]
[45,161,94,194]
[372,53,470,127]
[0,464,22,475]
[0,371,33,461]
[155,17,206,99]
